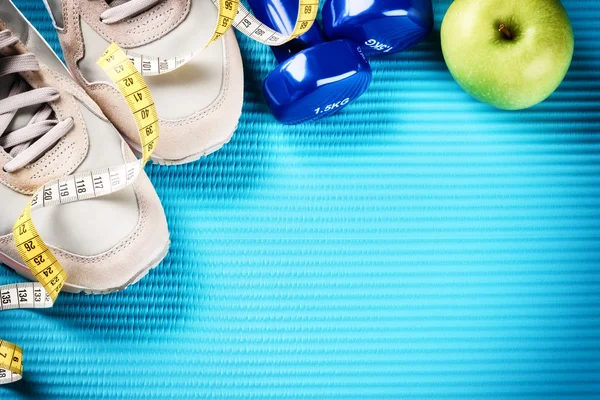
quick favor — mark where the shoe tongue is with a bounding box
[0,74,13,100]
[1,9,40,144]
[0,56,50,153]
[0,5,28,43]
[0,75,30,134]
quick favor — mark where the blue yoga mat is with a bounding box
[1,0,599,398]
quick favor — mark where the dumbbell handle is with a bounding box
[246,0,327,63]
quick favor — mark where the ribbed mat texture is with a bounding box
[1,0,599,398]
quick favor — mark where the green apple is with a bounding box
[441,0,574,110]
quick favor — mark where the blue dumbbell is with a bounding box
[247,0,372,124]
[322,0,434,57]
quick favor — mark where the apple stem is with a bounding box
[498,24,513,40]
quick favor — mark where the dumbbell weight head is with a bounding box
[248,0,372,125]
[322,0,434,57]
[264,37,372,125]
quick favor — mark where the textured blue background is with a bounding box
[2,0,600,398]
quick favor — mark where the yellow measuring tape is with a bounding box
[128,0,319,76]
[222,0,319,45]
[0,0,320,384]
[0,43,157,385]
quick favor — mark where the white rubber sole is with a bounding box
[0,240,170,295]
[124,125,237,166]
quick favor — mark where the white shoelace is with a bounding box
[100,0,165,24]
[0,30,73,173]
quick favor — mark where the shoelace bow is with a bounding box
[100,0,165,24]
[0,30,73,173]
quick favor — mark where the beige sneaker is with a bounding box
[0,1,170,293]
[44,0,245,165]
